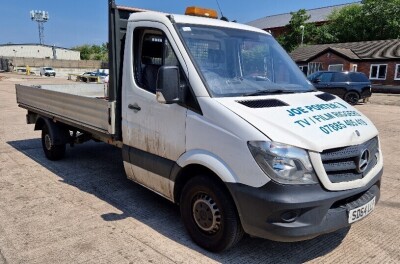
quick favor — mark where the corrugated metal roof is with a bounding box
[290,39,400,62]
[247,2,358,30]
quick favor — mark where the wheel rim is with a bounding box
[192,193,221,234]
[44,134,52,150]
[346,93,359,104]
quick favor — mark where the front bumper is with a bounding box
[361,87,372,99]
[226,168,382,242]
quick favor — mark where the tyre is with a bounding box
[344,91,360,105]
[41,125,66,161]
[180,175,244,252]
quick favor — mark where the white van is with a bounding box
[15,3,383,252]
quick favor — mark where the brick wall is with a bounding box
[360,61,400,86]
[311,52,351,72]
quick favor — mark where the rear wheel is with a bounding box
[344,91,360,105]
[41,125,66,160]
[180,175,244,252]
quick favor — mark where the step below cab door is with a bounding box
[122,21,188,200]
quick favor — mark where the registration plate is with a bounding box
[348,197,375,224]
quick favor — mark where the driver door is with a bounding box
[122,22,187,200]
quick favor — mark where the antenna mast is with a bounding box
[215,0,228,21]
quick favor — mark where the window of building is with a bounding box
[351,64,358,72]
[307,62,323,75]
[395,64,400,80]
[299,65,308,75]
[328,64,343,71]
[370,64,387,80]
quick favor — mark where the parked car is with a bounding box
[92,71,109,82]
[308,71,371,105]
[40,67,56,77]
[82,71,108,82]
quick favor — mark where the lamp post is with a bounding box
[300,25,305,46]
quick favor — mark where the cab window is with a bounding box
[133,28,182,94]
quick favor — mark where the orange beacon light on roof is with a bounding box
[185,6,218,19]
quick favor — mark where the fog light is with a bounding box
[280,210,300,223]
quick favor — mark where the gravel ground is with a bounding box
[1,72,399,263]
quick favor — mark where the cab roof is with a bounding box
[128,11,269,35]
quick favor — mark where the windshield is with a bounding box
[177,24,315,97]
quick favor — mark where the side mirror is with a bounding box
[156,66,181,104]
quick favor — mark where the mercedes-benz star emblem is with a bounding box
[357,149,370,173]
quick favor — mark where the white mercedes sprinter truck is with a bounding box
[16,2,383,252]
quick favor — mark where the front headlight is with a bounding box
[248,141,318,185]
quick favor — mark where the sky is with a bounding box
[0,0,359,48]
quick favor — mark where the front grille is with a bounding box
[320,137,379,183]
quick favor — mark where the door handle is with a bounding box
[128,103,141,112]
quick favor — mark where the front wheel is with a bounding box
[344,91,360,105]
[180,175,244,252]
[41,125,66,161]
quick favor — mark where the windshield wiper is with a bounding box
[243,89,297,96]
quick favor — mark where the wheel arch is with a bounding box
[35,117,69,145]
[34,116,46,131]
[173,150,238,205]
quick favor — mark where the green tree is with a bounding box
[277,9,316,52]
[316,4,368,43]
[76,45,91,60]
[314,0,400,43]
[279,0,400,49]
[360,0,400,40]
[72,43,108,61]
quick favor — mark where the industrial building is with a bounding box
[0,44,80,60]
